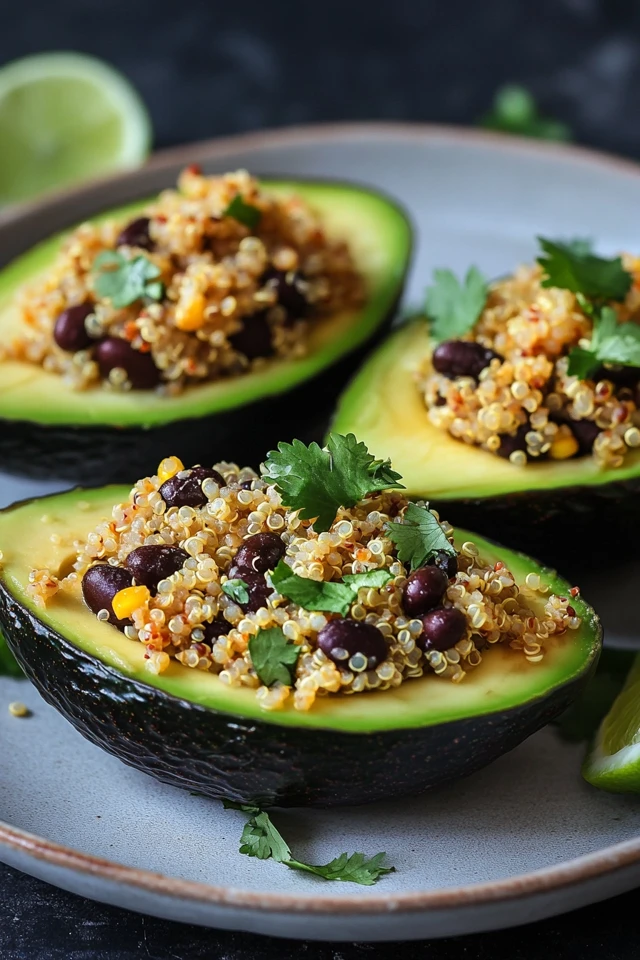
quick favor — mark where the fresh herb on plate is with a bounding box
[248,626,300,686]
[0,629,22,678]
[222,578,250,605]
[480,84,571,142]
[537,238,633,302]
[263,434,404,533]
[223,803,394,885]
[386,503,456,572]
[93,250,164,308]
[271,562,393,616]
[567,306,640,379]
[223,194,263,230]
[425,267,488,344]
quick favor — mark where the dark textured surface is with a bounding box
[4,0,640,953]
[0,570,598,806]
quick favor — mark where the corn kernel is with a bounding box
[175,293,206,331]
[549,433,579,460]
[157,456,184,483]
[112,585,150,619]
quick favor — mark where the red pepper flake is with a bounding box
[494,561,504,571]
[566,605,576,617]
[144,653,150,659]
[570,586,580,598]
[156,214,168,224]
[186,163,202,176]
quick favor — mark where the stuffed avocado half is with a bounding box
[333,242,640,568]
[0,436,601,807]
[0,169,411,482]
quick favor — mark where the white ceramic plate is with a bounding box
[2,123,640,941]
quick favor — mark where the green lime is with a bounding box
[583,651,640,792]
[0,52,151,205]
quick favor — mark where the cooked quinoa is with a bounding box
[3,168,364,393]
[27,456,581,713]
[419,257,640,468]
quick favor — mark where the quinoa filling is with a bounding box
[418,247,640,469]
[27,439,581,713]
[2,168,364,394]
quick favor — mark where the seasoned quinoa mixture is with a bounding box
[419,258,640,468]
[28,456,581,713]
[3,168,364,393]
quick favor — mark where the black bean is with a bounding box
[228,567,272,612]
[82,564,133,629]
[95,337,160,389]
[228,311,274,360]
[593,364,640,390]
[125,545,189,594]
[159,466,225,509]
[317,619,388,669]
[418,607,467,652]
[432,550,459,579]
[569,418,601,455]
[203,617,231,643]
[117,217,153,250]
[53,302,95,352]
[262,266,309,322]
[432,340,502,380]
[497,423,530,459]
[402,565,448,617]
[233,532,285,574]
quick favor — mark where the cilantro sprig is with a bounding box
[567,305,640,379]
[537,238,632,302]
[223,802,394,886]
[222,578,250,605]
[248,626,300,687]
[425,267,488,344]
[223,194,263,230]
[386,503,456,572]
[263,434,404,533]
[93,250,165,308]
[271,561,392,616]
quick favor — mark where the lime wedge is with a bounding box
[583,652,640,792]
[0,52,151,205]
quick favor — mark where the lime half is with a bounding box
[0,52,151,205]
[583,652,640,792]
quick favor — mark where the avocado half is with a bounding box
[332,320,640,570]
[0,181,411,483]
[0,487,601,808]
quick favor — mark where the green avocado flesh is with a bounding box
[0,181,410,428]
[0,486,601,734]
[333,320,640,501]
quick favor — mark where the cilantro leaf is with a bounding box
[480,85,571,142]
[93,250,164,308]
[248,626,300,687]
[567,306,640,379]
[223,804,395,885]
[223,194,263,230]
[425,267,488,344]
[563,238,594,257]
[271,561,354,615]
[239,811,292,862]
[386,503,456,572]
[286,852,395,886]
[263,433,404,533]
[342,569,393,591]
[222,578,250,605]
[537,238,632,301]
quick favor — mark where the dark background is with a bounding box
[2,0,640,956]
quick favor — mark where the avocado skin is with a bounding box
[0,329,392,483]
[0,576,595,808]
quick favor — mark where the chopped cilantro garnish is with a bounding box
[223,194,262,230]
[263,434,404,533]
[386,503,456,572]
[271,562,393,615]
[248,626,300,687]
[425,267,488,343]
[223,804,394,884]
[222,578,250,605]
[480,85,571,142]
[93,250,165,308]
[537,238,633,302]
[567,306,640,379]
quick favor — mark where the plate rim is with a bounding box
[3,119,640,917]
